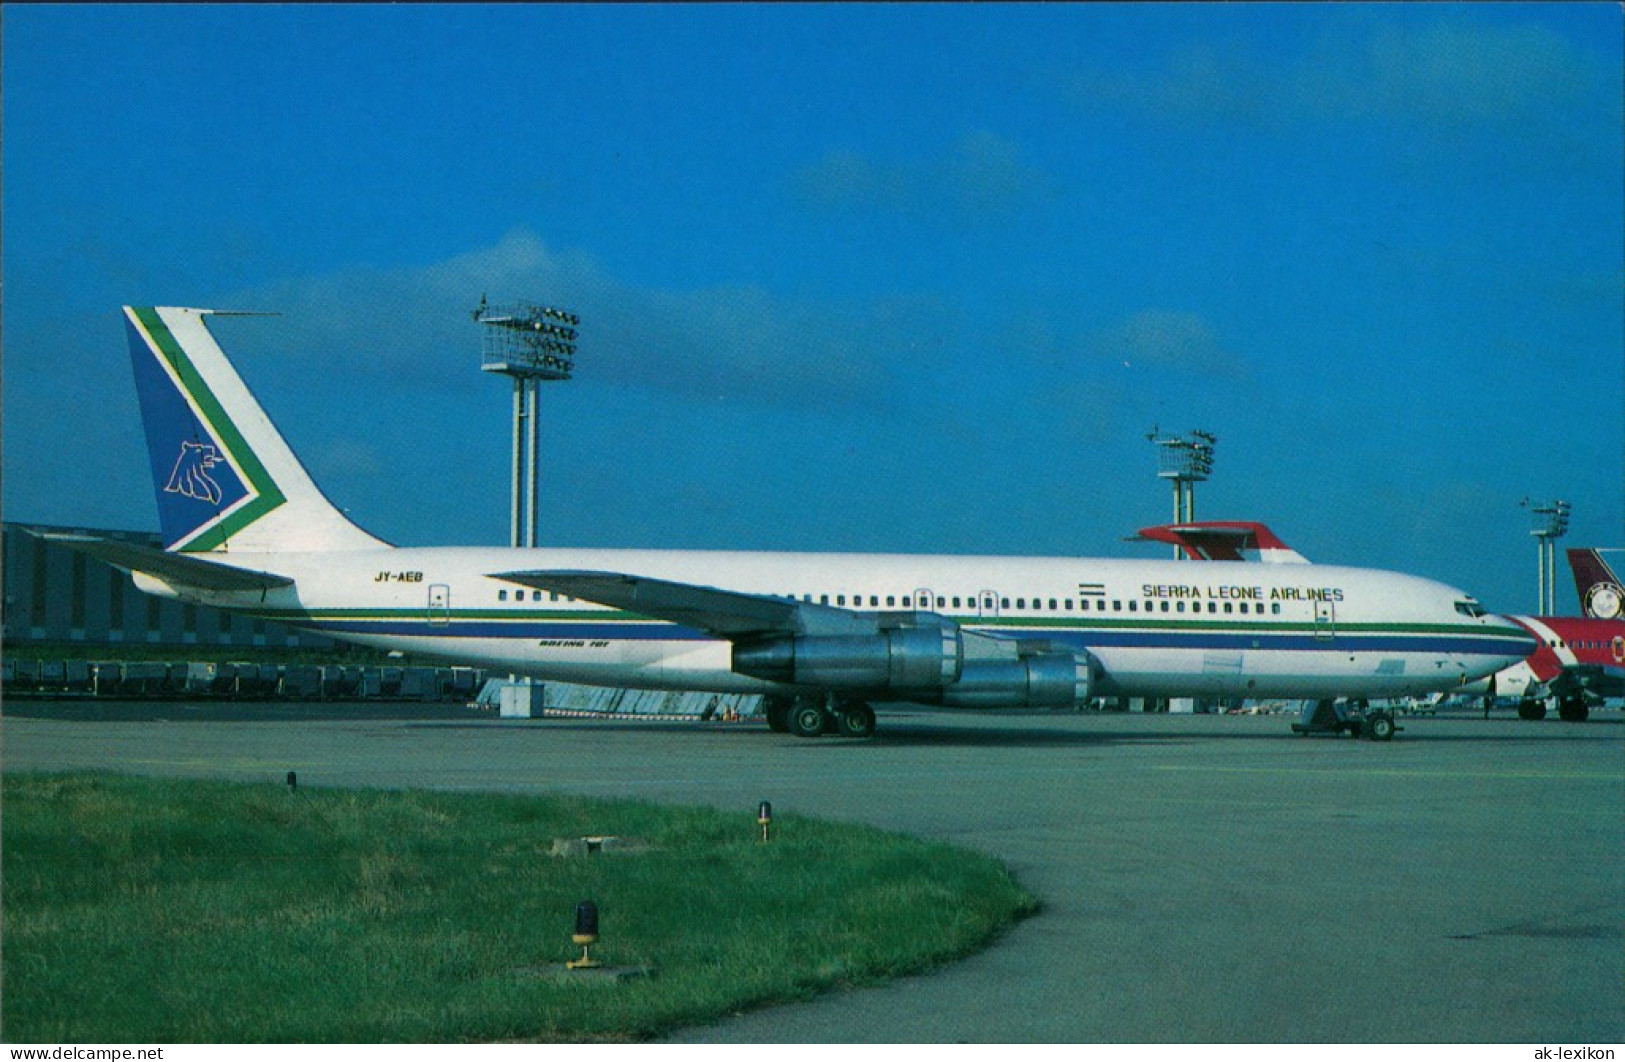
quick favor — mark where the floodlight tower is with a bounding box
[1148,428,1217,559]
[473,297,579,548]
[1521,498,1571,614]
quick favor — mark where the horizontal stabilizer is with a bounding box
[32,532,293,592]
[495,570,874,638]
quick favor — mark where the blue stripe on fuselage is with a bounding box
[295,616,1524,657]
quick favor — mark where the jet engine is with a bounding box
[732,624,962,690]
[733,619,1096,709]
[933,647,1096,709]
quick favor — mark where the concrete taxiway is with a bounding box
[3,703,1621,1043]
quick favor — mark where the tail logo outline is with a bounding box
[163,441,226,505]
[1583,581,1623,620]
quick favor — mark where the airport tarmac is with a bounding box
[3,702,1621,1044]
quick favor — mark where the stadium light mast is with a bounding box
[1521,498,1571,615]
[473,297,579,548]
[1148,428,1217,560]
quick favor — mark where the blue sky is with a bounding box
[4,3,1620,615]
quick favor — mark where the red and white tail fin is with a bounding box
[1130,521,1310,564]
[1568,548,1624,619]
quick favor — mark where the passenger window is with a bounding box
[837,595,846,606]
[1177,601,1185,613]
[1223,602,1232,614]
[1065,600,1073,611]
[820,595,829,605]
[1002,598,1010,609]
[498,589,508,601]
[1016,599,1025,610]
[1049,599,1058,610]
[1112,600,1122,612]
[1129,601,1138,612]
[1272,603,1281,615]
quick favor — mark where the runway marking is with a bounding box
[1153,764,1623,782]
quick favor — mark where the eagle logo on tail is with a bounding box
[164,441,226,505]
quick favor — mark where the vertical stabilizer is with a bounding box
[125,306,387,553]
[1568,548,1624,619]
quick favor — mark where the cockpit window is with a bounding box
[1454,599,1486,618]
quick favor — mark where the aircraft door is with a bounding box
[1313,599,1335,640]
[979,591,1000,618]
[428,583,451,626]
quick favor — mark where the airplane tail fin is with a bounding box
[1130,521,1311,564]
[1568,548,1624,619]
[125,306,387,554]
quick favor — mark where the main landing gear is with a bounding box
[763,695,878,739]
[1516,694,1591,722]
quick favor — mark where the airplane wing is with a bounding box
[31,531,293,592]
[494,570,878,638]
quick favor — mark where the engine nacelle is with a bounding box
[733,625,962,690]
[934,649,1096,709]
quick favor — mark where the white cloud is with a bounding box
[794,131,1053,219]
[1088,309,1248,380]
[218,230,893,408]
[1060,17,1605,135]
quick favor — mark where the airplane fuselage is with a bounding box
[138,546,1532,703]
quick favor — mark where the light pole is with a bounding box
[1521,498,1571,615]
[473,298,579,548]
[1148,428,1217,559]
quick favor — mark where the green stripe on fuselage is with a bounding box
[232,604,1512,644]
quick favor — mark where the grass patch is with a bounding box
[2,772,1036,1042]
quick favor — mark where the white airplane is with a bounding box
[44,306,1537,739]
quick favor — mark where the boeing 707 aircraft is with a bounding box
[43,307,1537,739]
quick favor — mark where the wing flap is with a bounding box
[31,532,293,593]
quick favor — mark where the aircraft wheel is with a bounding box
[836,702,877,739]
[1517,699,1547,721]
[763,697,792,733]
[1557,696,1589,723]
[789,702,828,739]
[1365,711,1396,742]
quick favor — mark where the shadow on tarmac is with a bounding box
[7,700,1616,748]
[1,698,489,723]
